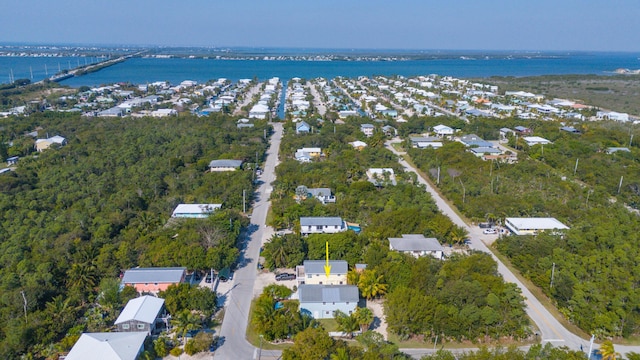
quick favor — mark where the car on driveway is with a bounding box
[483,228,497,234]
[275,273,295,281]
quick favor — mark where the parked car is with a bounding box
[483,228,497,234]
[205,273,213,283]
[479,222,493,229]
[275,273,296,281]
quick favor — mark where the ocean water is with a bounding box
[0,56,103,84]
[2,51,640,87]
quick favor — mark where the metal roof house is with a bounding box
[388,234,444,259]
[115,295,166,335]
[296,121,311,134]
[296,260,348,286]
[300,217,346,235]
[298,284,359,319]
[65,332,147,360]
[505,217,569,236]
[35,135,67,152]
[121,267,186,294]
[171,204,222,218]
[209,159,243,172]
[295,185,336,204]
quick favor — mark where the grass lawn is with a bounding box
[317,318,340,332]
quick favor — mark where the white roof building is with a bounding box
[172,204,222,218]
[65,332,147,360]
[523,136,552,146]
[505,217,569,235]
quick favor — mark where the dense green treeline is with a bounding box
[261,118,530,344]
[404,116,640,338]
[0,112,269,358]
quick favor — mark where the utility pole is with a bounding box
[20,290,28,324]
[437,166,440,185]
[459,179,466,204]
[618,176,624,194]
[243,189,246,213]
[574,158,579,176]
[550,262,555,289]
[630,134,634,147]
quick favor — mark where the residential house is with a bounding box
[366,168,397,186]
[597,111,629,122]
[469,147,502,157]
[237,123,255,129]
[296,260,348,286]
[433,124,454,137]
[6,156,19,165]
[300,217,346,235]
[249,103,270,119]
[348,140,368,150]
[97,106,125,117]
[606,147,631,154]
[410,136,442,149]
[171,204,222,218]
[523,136,551,146]
[65,332,147,360]
[514,126,532,135]
[388,234,444,259]
[298,284,359,319]
[296,121,311,134]
[115,295,166,335]
[209,159,243,172]
[295,185,336,204]
[560,126,580,134]
[151,109,177,117]
[35,135,67,152]
[295,147,322,162]
[382,125,397,137]
[460,134,493,148]
[499,128,514,142]
[360,124,375,137]
[505,217,569,236]
[121,267,186,294]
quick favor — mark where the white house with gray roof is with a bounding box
[65,332,147,360]
[296,260,348,286]
[209,159,243,172]
[171,204,222,218]
[300,217,346,235]
[388,234,444,259]
[298,284,359,319]
[115,295,166,335]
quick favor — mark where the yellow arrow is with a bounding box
[324,241,331,277]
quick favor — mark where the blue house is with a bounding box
[298,284,359,319]
[296,121,311,134]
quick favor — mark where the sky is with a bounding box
[3,0,640,52]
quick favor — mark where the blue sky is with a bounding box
[4,0,640,51]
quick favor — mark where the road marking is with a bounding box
[526,299,564,339]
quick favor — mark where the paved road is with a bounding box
[385,140,640,356]
[214,123,283,360]
[306,81,326,116]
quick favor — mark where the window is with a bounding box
[326,311,330,314]
[346,302,349,305]
[332,302,335,305]
[122,324,130,330]
[137,324,145,330]
[319,281,323,284]
[307,274,312,279]
[144,282,148,285]
[323,302,326,305]
[154,282,158,285]
[339,281,343,285]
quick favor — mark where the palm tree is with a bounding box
[598,340,620,360]
[267,235,288,269]
[347,268,360,285]
[171,310,202,344]
[354,307,374,333]
[448,225,469,245]
[358,269,388,300]
[334,310,360,339]
[330,347,351,360]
